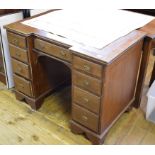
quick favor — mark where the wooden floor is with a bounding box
[0,53,155,144]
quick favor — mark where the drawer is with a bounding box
[9,44,28,63]
[13,74,33,97]
[73,86,100,114]
[7,32,26,49]
[34,38,72,62]
[73,56,102,78]
[73,71,102,96]
[12,59,31,79]
[72,104,99,132]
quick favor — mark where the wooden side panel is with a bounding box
[100,40,143,133]
[134,37,152,107]
[25,36,50,97]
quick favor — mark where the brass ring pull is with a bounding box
[82,115,88,121]
[19,84,24,89]
[16,53,21,57]
[17,67,22,72]
[13,39,19,45]
[83,65,90,71]
[60,50,66,56]
[40,44,45,50]
[84,98,89,103]
[84,81,89,86]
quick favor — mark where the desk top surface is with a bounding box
[5,9,155,64]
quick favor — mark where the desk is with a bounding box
[4,10,155,144]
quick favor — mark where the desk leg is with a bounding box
[134,37,152,108]
[70,120,106,144]
[149,61,155,86]
[15,91,44,110]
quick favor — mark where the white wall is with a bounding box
[30,9,50,16]
[0,11,23,88]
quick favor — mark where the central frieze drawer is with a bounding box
[7,32,26,49]
[72,104,99,132]
[9,44,29,63]
[12,59,31,79]
[73,56,102,78]
[13,74,33,97]
[34,38,72,62]
[73,71,102,96]
[73,86,100,114]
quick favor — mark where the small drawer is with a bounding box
[9,44,28,63]
[34,38,72,62]
[12,59,31,79]
[13,74,33,97]
[73,56,102,78]
[73,71,102,96]
[72,104,99,132]
[7,32,26,49]
[73,86,100,114]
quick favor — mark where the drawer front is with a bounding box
[13,74,32,97]
[7,32,26,49]
[73,86,100,114]
[73,56,102,78]
[9,44,28,63]
[12,59,31,79]
[72,104,99,132]
[34,38,72,62]
[73,71,102,96]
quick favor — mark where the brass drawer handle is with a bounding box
[15,53,21,57]
[82,115,88,121]
[84,81,89,86]
[60,50,66,57]
[17,67,22,72]
[40,44,45,50]
[83,98,89,103]
[13,39,19,45]
[19,83,24,89]
[83,65,90,72]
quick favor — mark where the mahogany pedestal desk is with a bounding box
[5,10,154,144]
